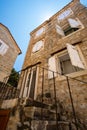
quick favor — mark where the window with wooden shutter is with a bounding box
[56,24,65,36]
[32,43,37,53]
[68,18,80,28]
[48,56,57,79]
[32,40,44,53]
[57,8,73,21]
[63,18,81,36]
[66,44,85,69]
[59,53,81,75]
[35,27,44,37]
[56,17,83,37]
[0,39,9,56]
[57,44,85,75]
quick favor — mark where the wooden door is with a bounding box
[0,109,10,130]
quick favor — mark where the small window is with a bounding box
[56,18,83,37]
[0,39,9,56]
[57,8,73,21]
[35,27,45,37]
[64,18,83,36]
[32,40,44,53]
[58,44,85,75]
[59,53,81,75]
[64,26,79,36]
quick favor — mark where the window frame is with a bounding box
[57,8,73,22]
[55,45,87,80]
[20,66,39,100]
[58,53,82,75]
[56,17,84,37]
[63,18,84,36]
[32,39,44,53]
[64,26,79,36]
[0,39,9,56]
[35,27,45,38]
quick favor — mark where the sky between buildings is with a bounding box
[0,0,87,71]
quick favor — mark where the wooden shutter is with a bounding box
[48,56,57,79]
[67,43,85,69]
[32,40,43,53]
[68,18,80,28]
[36,41,43,51]
[57,8,73,21]
[56,25,65,36]
[36,27,44,37]
[32,43,38,52]
[0,110,10,130]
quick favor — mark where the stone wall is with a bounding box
[0,97,87,130]
[12,0,87,129]
[23,0,87,68]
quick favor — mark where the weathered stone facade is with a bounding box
[19,0,87,129]
[0,0,87,130]
[0,23,21,82]
[0,97,86,130]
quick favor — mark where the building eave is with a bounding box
[0,23,22,55]
[30,0,80,36]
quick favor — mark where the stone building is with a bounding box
[0,23,21,82]
[0,0,87,130]
[19,0,87,129]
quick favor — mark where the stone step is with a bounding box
[24,98,51,109]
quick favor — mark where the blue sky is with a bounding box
[0,0,87,71]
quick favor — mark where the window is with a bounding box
[59,53,82,75]
[56,18,84,37]
[35,27,45,37]
[48,44,86,78]
[64,26,79,36]
[57,44,85,75]
[64,18,83,36]
[0,39,9,56]
[57,8,73,22]
[20,67,38,99]
[32,40,44,53]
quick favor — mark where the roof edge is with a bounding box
[30,0,80,35]
[0,23,22,55]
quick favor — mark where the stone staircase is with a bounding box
[21,96,80,130]
[5,97,87,130]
